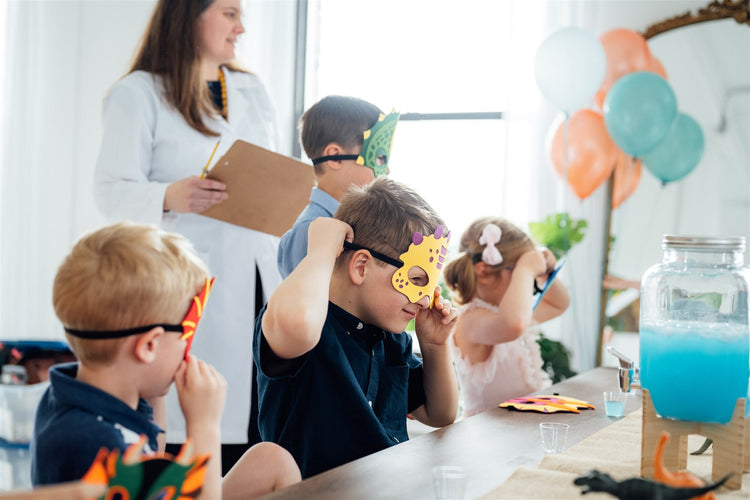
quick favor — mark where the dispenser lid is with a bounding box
[663,235,746,251]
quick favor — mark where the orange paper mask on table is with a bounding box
[500,395,595,414]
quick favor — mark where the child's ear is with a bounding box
[133,327,163,364]
[474,262,495,283]
[322,143,347,171]
[348,250,370,286]
[474,261,488,277]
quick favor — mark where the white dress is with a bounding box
[94,68,282,444]
[450,298,551,418]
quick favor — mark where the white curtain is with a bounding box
[1,0,131,339]
[237,0,299,155]
[0,0,297,339]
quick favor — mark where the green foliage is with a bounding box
[526,213,582,382]
[536,333,576,383]
[528,213,588,259]
[406,318,415,333]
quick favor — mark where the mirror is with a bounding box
[598,1,750,365]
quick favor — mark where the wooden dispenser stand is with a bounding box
[641,389,748,490]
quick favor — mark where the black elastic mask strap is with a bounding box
[65,323,183,339]
[343,241,402,269]
[311,154,359,165]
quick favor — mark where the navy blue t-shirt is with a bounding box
[31,363,162,485]
[253,302,426,478]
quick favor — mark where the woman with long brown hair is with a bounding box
[94,0,281,474]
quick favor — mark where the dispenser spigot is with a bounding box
[607,346,640,393]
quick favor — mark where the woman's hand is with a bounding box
[164,176,228,213]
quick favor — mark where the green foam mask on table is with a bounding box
[82,436,209,500]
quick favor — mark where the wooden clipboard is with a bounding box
[201,140,315,237]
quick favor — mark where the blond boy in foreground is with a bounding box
[31,222,299,499]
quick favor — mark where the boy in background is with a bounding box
[31,221,300,499]
[277,95,398,278]
[256,178,458,477]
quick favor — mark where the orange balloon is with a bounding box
[550,109,617,199]
[647,56,667,80]
[611,149,642,209]
[594,28,652,109]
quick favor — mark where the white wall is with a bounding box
[238,0,299,155]
[609,19,750,282]
[0,0,297,339]
[2,0,153,338]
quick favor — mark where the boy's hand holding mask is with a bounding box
[415,286,458,346]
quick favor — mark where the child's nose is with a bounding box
[416,293,431,310]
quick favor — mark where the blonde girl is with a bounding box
[443,217,570,417]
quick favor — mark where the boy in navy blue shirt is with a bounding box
[255,177,459,477]
[32,222,300,499]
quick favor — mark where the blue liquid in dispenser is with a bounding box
[640,322,749,423]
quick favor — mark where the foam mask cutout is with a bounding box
[82,436,209,500]
[357,111,399,177]
[181,277,214,360]
[392,225,450,307]
[499,394,595,413]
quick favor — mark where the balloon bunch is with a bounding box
[535,27,704,209]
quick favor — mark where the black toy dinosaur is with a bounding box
[574,470,729,500]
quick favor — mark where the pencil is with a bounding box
[200,139,221,178]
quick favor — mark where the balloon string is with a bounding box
[562,113,570,254]
[624,155,634,200]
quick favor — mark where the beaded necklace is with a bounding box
[217,69,228,120]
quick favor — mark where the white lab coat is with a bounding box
[94,68,282,444]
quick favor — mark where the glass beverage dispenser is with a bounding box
[639,235,750,424]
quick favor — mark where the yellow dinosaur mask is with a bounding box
[344,225,450,308]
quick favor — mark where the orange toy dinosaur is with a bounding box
[654,431,716,500]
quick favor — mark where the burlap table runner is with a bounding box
[481,409,749,499]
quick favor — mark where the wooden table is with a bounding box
[258,367,641,499]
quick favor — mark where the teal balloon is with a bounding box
[603,72,677,157]
[642,112,704,184]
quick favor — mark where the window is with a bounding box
[304,0,512,238]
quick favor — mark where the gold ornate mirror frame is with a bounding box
[642,0,749,40]
[596,0,750,365]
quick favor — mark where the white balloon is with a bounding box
[535,27,606,114]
